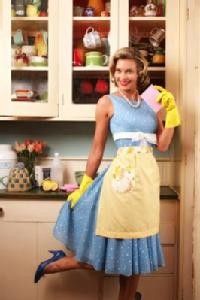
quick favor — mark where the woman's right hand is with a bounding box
[67,174,93,208]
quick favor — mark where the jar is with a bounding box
[15,0,25,17]
[83,7,95,16]
[0,145,17,190]
[152,48,165,64]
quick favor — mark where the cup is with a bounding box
[73,48,84,66]
[83,27,102,49]
[149,28,165,48]
[85,51,109,66]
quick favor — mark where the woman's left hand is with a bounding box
[155,86,181,128]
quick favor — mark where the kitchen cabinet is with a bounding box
[0,200,102,300]
[103,199,180,300]
[58,0,119,120]
[0,0,180,120]
[0,196,179,300]
[59,0,180,121]
[0,0,59,117]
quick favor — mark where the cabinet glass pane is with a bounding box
[72,0,111,104]
[11,0,48,103]
[129,0,166,87]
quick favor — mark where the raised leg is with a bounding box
[118,275,140,300]
[45,254,94,274]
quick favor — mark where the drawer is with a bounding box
[160,223,176,245]
[0,200,64,222]
[154,246,176,274]
[160,200,178,223]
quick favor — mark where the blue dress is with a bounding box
[53,95,165,277]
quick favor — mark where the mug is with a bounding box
[85,51,109,66]
[83,27,102,49]
[149,27,165,48]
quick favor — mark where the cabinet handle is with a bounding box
[0,207,4,217]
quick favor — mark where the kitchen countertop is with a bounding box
[0,186,179,200]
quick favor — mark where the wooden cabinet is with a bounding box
[0,200,102,300]
[103,199,179,300]
[59,0,180,121]
[0,198,179,300]
[0,0,180,120]
[58,0,118,121]
[0,0,59,117]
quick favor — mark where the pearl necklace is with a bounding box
[119,90,141,108]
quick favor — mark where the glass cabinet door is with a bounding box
[0,0,59,117]
[59,0,119,120]
[118,0,179,96]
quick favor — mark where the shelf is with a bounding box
[129,17,166,21]
[148,66,165,71]
[73,66,109,71]
[12,17,48,21]
[73,17,110,21]
[73,66,164,72]
[11,66,49,71]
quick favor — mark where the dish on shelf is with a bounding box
[30,56,47,66]
[15,89,33,98]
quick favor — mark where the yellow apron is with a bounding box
[96,146,160,239]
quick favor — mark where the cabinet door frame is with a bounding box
[58,0,119,121]
[0,0,59,118]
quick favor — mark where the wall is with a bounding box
[0,121,174,159]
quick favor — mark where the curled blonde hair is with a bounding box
[109,47,150,93]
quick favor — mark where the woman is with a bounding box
[35,47,180,300]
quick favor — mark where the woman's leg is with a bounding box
[118,275,140,300]
[45,254,94,274]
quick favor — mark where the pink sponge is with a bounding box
[141,84,162,113]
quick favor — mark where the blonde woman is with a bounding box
[35,47,180,300]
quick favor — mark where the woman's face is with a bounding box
[114,58,138,93]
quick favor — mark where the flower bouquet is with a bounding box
[13,139,47,188]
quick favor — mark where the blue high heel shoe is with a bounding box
[34,250,66,283]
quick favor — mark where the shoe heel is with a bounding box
[48,250,66,257]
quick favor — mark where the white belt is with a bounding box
[113,131,157,144]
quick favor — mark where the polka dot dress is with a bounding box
[53,94,165,276]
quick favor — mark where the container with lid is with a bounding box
[0,144,17,190]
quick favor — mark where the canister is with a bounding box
[0,144,17,189]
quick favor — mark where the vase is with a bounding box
[17,156,36,188]
[87,0,105,16]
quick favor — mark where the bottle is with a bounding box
[51,153,63,188]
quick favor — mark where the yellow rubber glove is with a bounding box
[67,174,93,208]
[155,86,181,128]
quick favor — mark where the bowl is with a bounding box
[30,56,47,66]
[15,89,33,98]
